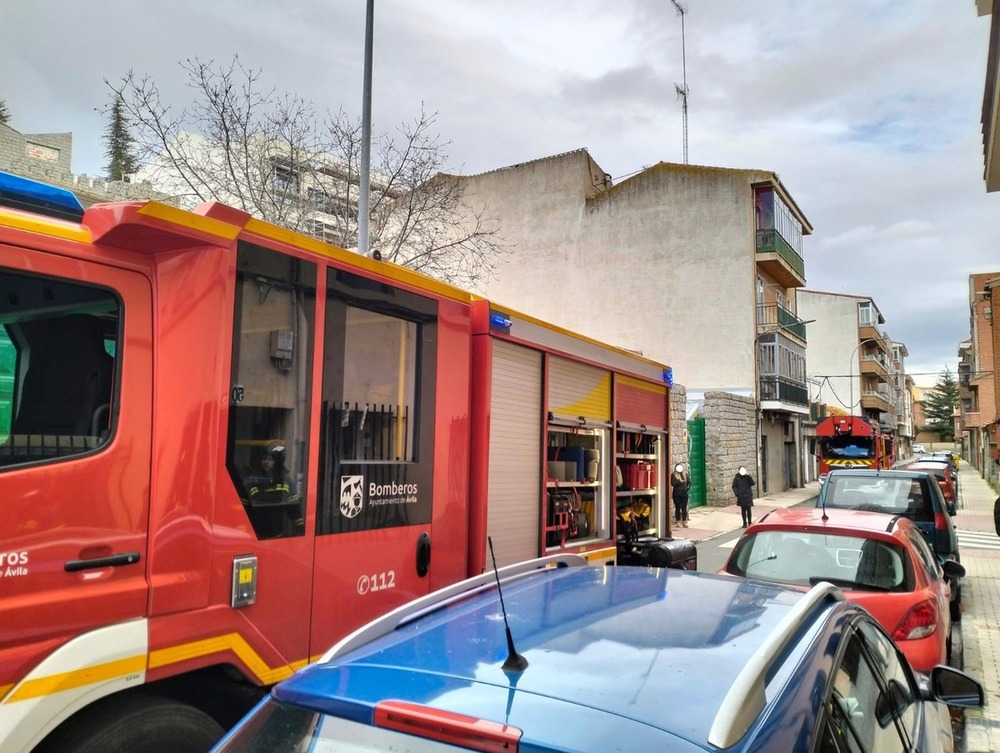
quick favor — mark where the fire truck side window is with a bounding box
[316,269,437,536]
[0,270,119,468]
[225,243,316,540]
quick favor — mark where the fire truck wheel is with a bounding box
[36,693,224,753]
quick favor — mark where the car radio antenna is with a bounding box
[488,536,529,674]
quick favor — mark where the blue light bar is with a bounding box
[0,171,85,222]
[663,367,674,386]
[489,312,512,332]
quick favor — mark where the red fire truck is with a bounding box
[0,172,673,752]
[815,414,895,481]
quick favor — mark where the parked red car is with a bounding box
[908,459,958,515]
[721,508,964,673]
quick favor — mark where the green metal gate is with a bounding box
[687,417,706,508]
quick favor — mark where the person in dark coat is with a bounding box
[732,465,755,527]
[670,463,691,528]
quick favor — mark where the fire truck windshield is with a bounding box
[818,437,874,459]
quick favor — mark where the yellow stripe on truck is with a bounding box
[7,655,146,702]
[148,632,297,686]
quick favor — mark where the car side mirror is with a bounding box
[925,665,985,708]
[942,559,966,580]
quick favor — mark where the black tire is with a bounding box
[950,583,962,624]
[36,693,224,753]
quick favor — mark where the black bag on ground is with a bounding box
[616,514,697,570]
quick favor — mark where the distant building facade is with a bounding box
[958,272,1000,483]
[0,124,167,206]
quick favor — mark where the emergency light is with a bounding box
[0,171,85,222]
[489,311,512,333]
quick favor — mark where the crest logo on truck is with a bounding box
[340,475,365,518]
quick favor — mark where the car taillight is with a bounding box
[375,700,521,753]
[892,599,938,641]
[934,511,948,531]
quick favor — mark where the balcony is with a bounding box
[859,355,889,381]
[755,229,805,288]
[756,304,809,344]
[759,375,809,408]
[861,391,892,413]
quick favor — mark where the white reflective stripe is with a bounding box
[0,619,148,753]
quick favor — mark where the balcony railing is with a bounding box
[759,375,809,406]
[756,229,805,279]
[861,391,892,413]
[756,304,809,341]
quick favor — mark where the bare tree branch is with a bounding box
[108,56,508,287]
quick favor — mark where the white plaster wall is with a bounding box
[463,154,772,395]
[798,291,862,414]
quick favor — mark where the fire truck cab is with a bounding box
[815,414,895,482]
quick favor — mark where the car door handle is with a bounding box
[65,552,142,572]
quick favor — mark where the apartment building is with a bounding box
[891,341,915,456]
[447,150,813,501]
[797,292,902,435]
[976,0,1000,191]
[958,272,1000,483]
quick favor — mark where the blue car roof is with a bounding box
[272,567,845,751]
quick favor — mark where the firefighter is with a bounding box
[245,444,304,535]
[247,444,298,504]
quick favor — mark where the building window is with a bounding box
[272,162,301,195]
[755,187,803,256]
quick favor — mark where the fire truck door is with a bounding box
[0,252,152,658]
[308,278,441,657]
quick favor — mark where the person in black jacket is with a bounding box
[670,463,691,528]
[732,465,755,527]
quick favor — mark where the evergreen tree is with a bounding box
[102,92,137,181]
[922,367,959,441]
[0,98,10,125]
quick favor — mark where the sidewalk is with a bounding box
[952,465,1000,753]
[680,479,821,542]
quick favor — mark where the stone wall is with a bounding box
[703,390,757,506]
[669,383,687,471]
[0,124,169,206]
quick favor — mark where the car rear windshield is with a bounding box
[823,476,935,522]
[729,531,914,592]
[214,700,474,753]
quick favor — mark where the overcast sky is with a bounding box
[2,1,996,386]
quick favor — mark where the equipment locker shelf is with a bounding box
[616,429,661,536]
[545,425,605,549]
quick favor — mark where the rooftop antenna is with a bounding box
[488,536,528,675]
[671,0,690,164]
